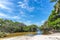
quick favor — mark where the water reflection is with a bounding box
[36,28,42,35]
[26,29,42,36]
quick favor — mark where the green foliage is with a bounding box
[40,0,60,31]
[0,18,38,38]
[27,25,38,32]
[50,0,57,2]
[0,32,6,38]
[0,18,38,34]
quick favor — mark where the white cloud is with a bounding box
[41,20,45,24]
[19,11,35,18]
[0,13,10,18]
[23,20,32,25]
[20,11,27,17]
[26,7,35,12]
[0,13,7,17]
[0,0,14,13]
[19,3,26,8]
[20,11,25,15]
[24,21,43,26]
[33,20,46,26]
[12,16,21,19]
[18,0,35,12]
[18,0,35,18]
[40,20,46,25]
[0,13,21,19]
[0,4,11,10]
[17,20,32,25]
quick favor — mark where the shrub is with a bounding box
[0,32,6,38]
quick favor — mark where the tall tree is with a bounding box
[51,0,60,13]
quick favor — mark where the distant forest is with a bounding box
[0,18,38,33]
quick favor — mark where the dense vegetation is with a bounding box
[40,0,60,32]
[0,0,60,38]
[0,18,38,37]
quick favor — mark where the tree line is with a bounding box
[0,18,38,33]
[40,0,60,33]
[0,18,39,37]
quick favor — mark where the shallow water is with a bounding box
[26,30,42,36]
[0,30,42,38]
[3,32,38,38]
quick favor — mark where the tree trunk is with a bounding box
[55,0,60,13]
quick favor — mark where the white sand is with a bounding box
[2,33,60,40]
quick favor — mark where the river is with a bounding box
[26,29,42,36]
[0,29,42,38]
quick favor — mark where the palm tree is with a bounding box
[50,0,57,2]
[51,0,60,13]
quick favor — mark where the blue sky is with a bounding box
[0,0,55,26]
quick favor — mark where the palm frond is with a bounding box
[50,0,57,2]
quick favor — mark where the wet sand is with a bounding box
[1,33,60,40]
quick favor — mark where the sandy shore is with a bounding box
[1,33,60,40]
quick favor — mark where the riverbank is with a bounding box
[1,33,60,40]
[0,32,36,38]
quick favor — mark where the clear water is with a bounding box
[26,29,42,36]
